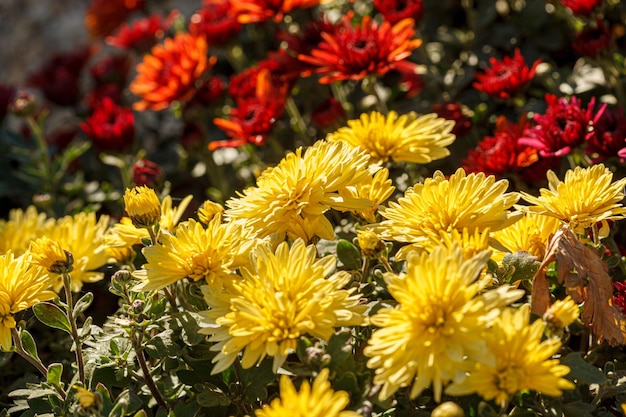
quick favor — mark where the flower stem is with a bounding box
[62,272,85,384]
[132,332,168,410]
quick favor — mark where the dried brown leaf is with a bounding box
[531,226,626,346]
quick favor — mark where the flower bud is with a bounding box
[357,230,386,258]
[9,91,36,117]
[123,186,161,228]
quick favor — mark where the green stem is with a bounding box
[285,96,311,145]
[62,272,85,384]
[11,328,67,400]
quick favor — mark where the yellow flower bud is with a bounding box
[543,296,580,329]
[123,186,161,228]
[357,230,385,258]
[431,401,464,417]
[30,236,73,274]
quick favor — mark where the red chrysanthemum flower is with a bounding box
[473,48,541,100]
[518,94,605,157]
[230,0,327,24]
[85,0,145,39]
[129,32,216,111]
[463,115,538,177]
[106,12,177,53]
[614,282,626,316]
[573,20,612,57]
[27,46,93,107]
[432,101,472,137]
[132,158,163,187]
[374,0,424,25]
[559,0,603,16]
[0,84,16,122]
[85,83,123,109]
[298,15,422,84]
[186,76,227,109]
[585,106,626,161]
[189,0,242,46]
[80,97,135,152]
[211,67,287,149]
[311,97,346,128]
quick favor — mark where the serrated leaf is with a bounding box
[19,329,41,362]
[561,352,606,384]
[73,292,94,317]
[33,302,71,333]
[196,384,232,408]
[172,311,206,346]
[337,239,362,270]
[47,363,63,388]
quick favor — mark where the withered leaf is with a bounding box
[531,226,626,346]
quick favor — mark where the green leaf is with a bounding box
[560,401,597,417]
[33,302,71,334]
[47,363,63,388]
[561,352,606,384]
[196,384,232,408]
[73,292,94,317]
[172,311,206,346]
[144,329,181,359]
[19,329,41,362]
[336,239,362,270]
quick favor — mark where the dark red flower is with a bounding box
[27,46,93,106]
[228,57,295,104]
[90,54,132,88]
[180,122,205,149]
[298,15,422,84]
[80,97,135,152]
[585,106,626,161]
[188,76,227,107]
[0,84,16,122]
[463,115,538,177]
[211,97,285,149]
[613,281,626,316]
[311,97,346,128]
[106,12,177,53]
[473,49,541,100]
[189,0,242,46]
[374,0,423,25]
[132,158,163,187]
[85,0,145,39]
[432,101,472,137]
[518,94,605,157]
[573,20,612,57]
[559,0,603,16]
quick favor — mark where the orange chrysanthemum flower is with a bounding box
[129,32,216,111]
[231,0,328,24]
[298,15,422,84]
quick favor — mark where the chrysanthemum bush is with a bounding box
[1,0,626,416]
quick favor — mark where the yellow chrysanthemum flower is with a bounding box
[520,164,626,238]
[30,236,73,274]
[375,168,521,249]
[446,305,575,407]
[0,250,56,351]
[364,244,523,402]
[133,216,254,292]
[0,206,53,255]
[123,186,162,228]
[105,194,193,248]
[340,167,395,223]
[490,212,561,262]
[44,212,111,292]
[226,140,373,242]
[200,239,367,374]
[254,369,360,417]
[543,296,580,329]
[398,227,492,261]
[327,111,456,165]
